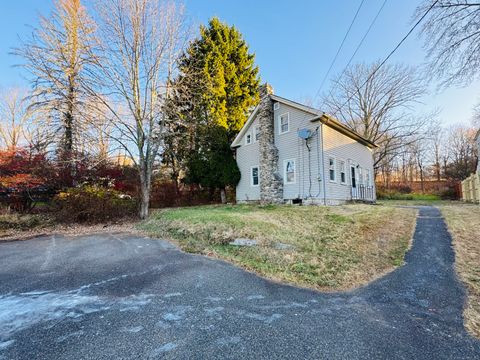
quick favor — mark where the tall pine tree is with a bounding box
[165,17,260,202]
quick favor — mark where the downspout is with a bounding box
[320,123,327,205]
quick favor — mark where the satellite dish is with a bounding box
[298,128,312,139]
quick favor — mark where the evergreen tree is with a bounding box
[165,17,260,202]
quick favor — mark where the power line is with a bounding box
[314,0,366,100]
[323,0,388,106]
[331,0,439,116]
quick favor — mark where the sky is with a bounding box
[0,0,478,127]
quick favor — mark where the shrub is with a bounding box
[0,148,56,212]
[54,185,137,223]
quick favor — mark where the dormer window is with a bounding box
[279,113,289,134]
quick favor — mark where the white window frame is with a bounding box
[274,102,280,110]
[283,158,296,184]
[339,160,346,184]
[328,157,336,183]
[358,167,363,186]
[245,131,252,145]
[251,166,259,187]
[278,112,290,134]
[365,169,371,187]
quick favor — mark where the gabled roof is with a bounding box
[231,94,377,149]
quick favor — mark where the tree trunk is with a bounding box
[139,166,151,220]
[220,187,227,204]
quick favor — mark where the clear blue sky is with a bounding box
[1,0,478,126]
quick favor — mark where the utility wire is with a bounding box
[331,0,439,116]
[322,0,388,107]
[314,0,366,100]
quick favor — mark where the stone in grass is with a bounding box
[229,238,258,247]
[273,242,295,250]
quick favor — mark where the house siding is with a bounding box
[322,125,376,204]
[273,102,323,200]
[235,117,261,201]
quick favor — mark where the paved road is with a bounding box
[0,206,479,359]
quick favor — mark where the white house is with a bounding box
[231,84,377,205]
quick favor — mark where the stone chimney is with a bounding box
[258,83,283,204]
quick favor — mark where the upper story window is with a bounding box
[278,113,290,134]
[339,160,346,184]
[274,102,280,110]
[251,166,259,186]
[254,125,260,141]
[284,159,296,184]
[329,158,336,182]
[245,132,252,145]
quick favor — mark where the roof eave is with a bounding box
[231,104,261,148]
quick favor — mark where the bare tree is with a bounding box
[445,124,478,180]
[14,0,96,163]
[86,0,188,219]
[0,88,33,149]
[428,122,446,181]
[409,136,429,193]
[416,1,480,86]
[322,62,427,171]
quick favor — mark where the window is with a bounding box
[351,166,356,188]
[274,102,280,110]
[251,166,259,186]
[329,158,336,182]
[365,169,371,186]
[358,167,363,185]
[284,159,296,184]
[339,160,346,184]
[254,126,260,141]
[245,132,252,145]
[279,113,289,134]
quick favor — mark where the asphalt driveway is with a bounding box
[0,206,479,359]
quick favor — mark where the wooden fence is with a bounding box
[462,173,480,203]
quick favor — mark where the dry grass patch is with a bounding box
[441,204,480,338]
[0,213,51,239]
[0,213,141,241]
[140,204,417,291]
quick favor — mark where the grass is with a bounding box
[440,203,480,338]
[377,198,452,207]
[0,213,52,238]
[378,193,441,201]
[139,204,417,291]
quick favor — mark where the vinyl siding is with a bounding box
[322,125,376,204]
[235,117,261,201]
[273,102,323,200]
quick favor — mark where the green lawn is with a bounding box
[139,204,417,291]
[377,198,453,207]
